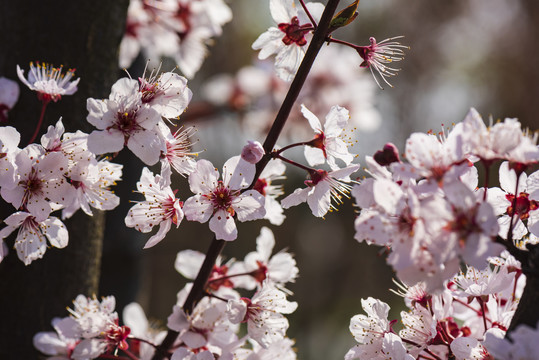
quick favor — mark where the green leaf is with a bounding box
[329,0,360,30]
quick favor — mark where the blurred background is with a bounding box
[95,1,539,359]
[1,0,532,358]
[99,0,539,359]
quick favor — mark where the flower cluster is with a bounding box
[0,64,200,264]
[168,226,299,358]
[120,0,232,78]
[201,45,382,148]
[253,0,408,87]
[346,251,524,359]
[86,69,193,166]
[0,119,122,265]
[34,227,299,359]
[10,1,539,359]
[353,108,539,292]
[33,295,165,359]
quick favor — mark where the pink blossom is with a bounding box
[281,164,359,217]
[138,67,193,119]
[125,167,184,249]
[227,280,297,348]
[0,212,68,265]
[252,0,324,81]
[232,226,298,290]
[0,76,19,122]
[16,62,79,102]
[1,146,73,221]
[158,122,198,177]
[301,104,355,170]
[183,156,265,241]
[86,78,165,165]
[167,292,239,351]
[356,36,408,89]
[487,162,539,241]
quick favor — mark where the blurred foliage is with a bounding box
[107,1,539,359]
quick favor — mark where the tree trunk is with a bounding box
[0,1,129,358]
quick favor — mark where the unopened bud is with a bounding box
[241,140,265,164]
[373,143,400,166]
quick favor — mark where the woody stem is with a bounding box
[151,1,342,358]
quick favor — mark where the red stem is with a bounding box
[452,298,482,316]
[275,141,311,154]
[275,153,315,173]
[122,348,140,360]
[327,37,360,49]
[28,99,49,145]
[478,297,489,333]
[207,270,259,283]
[298,0,318,28]
[506,173,521,243]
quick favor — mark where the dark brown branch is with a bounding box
[151,1,342,358]
[250,0,343,189]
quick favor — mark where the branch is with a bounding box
[151,1,342,358]
[249,0,343,189]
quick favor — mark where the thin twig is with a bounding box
[151,1,342,358]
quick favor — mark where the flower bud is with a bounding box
[241,140,265,164]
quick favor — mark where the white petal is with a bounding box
[143,219,172,249]
[175,250,205,279]
[222,156,255,190]
[234,191,266,221]
[42,217,68,248]
[183,195,213,223]
[324,105,349,137]
[281,187,309,209]
[307,181,331,217]
[189,160,219,194]
[127,129,166,165]
[123,303,149,337]
[256,227,275,261]
[209,209,237,241]
[301,104,322,132]
[87,129,124,155]
[270,0,297,23]
[304,146,325,167]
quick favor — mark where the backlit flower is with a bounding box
[16,62,79,102]
[356,36,408,89]
[183,156,265,241]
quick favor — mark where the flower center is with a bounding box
[305,169,327,187]
[21,170,42,206]
[107,324,131,351]
[205,181,238,215]
[252,260,268,283]
[506,192,538,221]
[208,264,234,291]
[278,17,311,46]
[307,133,327,159]
[113,110,142,139]
[253,178,268,196]
[139,79,160,103]
[397,207,416,235]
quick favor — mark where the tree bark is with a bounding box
[508,244,539,334]
[0,1,129,358]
